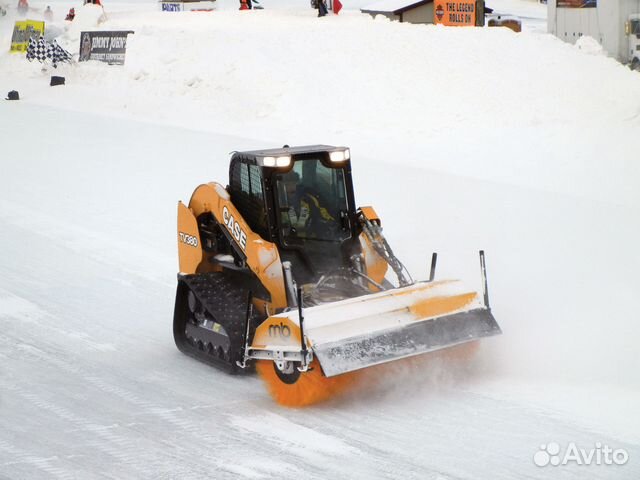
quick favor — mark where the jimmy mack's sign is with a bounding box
[78,30,134,65]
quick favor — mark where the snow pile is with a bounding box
[3,3,638,207]
[67,3,106,30]
[575,35,605,55]
[60,3,107,49]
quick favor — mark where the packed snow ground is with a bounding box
[1,0,639,478]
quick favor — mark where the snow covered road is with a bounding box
[1,104,638,479]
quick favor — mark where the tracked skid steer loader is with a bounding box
[173,145,501,406]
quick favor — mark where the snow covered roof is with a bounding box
[361,0,431,15]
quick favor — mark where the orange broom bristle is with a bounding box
[257,341,480,407]
[256,360,359,407]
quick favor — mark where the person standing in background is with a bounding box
[17,0,29,14]
[317,0,328,16]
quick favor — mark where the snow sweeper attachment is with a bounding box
[173,145,501,406]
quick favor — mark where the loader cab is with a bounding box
[229,145,360,284]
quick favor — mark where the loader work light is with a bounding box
[276,156,292,167]
[329,149,350,163]
[259,155,291,167]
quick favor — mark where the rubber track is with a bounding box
[173,272,256,374]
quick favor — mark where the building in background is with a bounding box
[361,0,434,23]
[361,0,485,25]
[548,0,640,67]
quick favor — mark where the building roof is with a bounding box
[361,0,431,15]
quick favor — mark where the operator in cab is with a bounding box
[279,170,334,238]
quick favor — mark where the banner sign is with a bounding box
[160,1,216,11]
[78,30,134,65]
[10,20,45,53]
[161,2,184,11]
[557,0,596,7]
[434,0,476,26]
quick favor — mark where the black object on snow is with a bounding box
[50,76,65,86]
[5,90,19,100]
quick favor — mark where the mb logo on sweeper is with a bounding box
[268,323,292,338]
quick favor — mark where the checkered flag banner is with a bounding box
[26,36,73,68]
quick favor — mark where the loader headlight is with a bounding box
[260,155,291,168]
[329,149,350,163]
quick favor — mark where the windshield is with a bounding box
[276,158,350,244]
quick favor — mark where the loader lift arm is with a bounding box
[357,207,413,287]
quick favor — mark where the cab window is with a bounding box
[275,158,350,243]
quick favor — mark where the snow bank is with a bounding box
[575,35,604,55]
[65,4,106,34]
[3,1,638,207]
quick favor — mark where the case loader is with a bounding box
[173,145,501,406]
